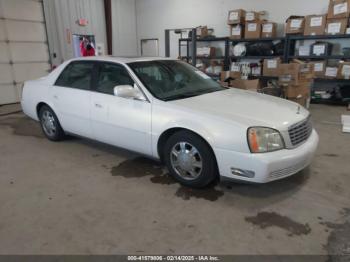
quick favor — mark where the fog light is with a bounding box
[231,168,255,178]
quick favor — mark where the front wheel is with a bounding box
[39,105,65,141]
[163,131,218,188]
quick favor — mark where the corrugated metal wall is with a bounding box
[0,0,50,105]
[111,0,138,56]
[43,0,107,66]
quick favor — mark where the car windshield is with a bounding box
[127,60,226,101]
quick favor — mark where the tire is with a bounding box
[39,105,65,141]
[163,130,218,188]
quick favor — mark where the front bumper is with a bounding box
[214,129,319,183]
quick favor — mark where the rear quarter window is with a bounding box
[55,61,95,90]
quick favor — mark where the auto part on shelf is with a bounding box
[233,43,247,57]
[311,41,333,56]
[246,42,275,56]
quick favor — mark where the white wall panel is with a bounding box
[0,21,6,41]
[0,43,10,62]
[0,65,13,84]
[43,0,107,64]
[0,84,18,105]
[5,20,47,42]
[112,0,138,56]
[12,63,50,83]
[0,0,49,104]
[15,83,23,100]
[43,0,138,63]
[10,43,49,62]
[1,0,44,21]
[136,0,330,56]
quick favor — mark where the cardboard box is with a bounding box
[230,63,242,78]
[310,61,326,78]
[263,58,281,76]
[220,71,241,81]
[206,64,223,75]
[197,47,216,57]
[278,62,314,86]
[298,62,315,80]
[286,16,305,34]
[326,18,348,34]
[298,46,311,56]
[288,96,310,108]
[220,81,230,88]
[245,22,262,39]
[196,26,209,38]
[261,86,282,97]
[230,62,241,72]
[324,66,339,78]
[327,0,350,19]
[284,81,311,98]
[278,63,300,85]
[338,62,350,79]
[311,42,332,56]
[228,9,246,24]
[304,15,327,35]
[230,79,261,91]
[229,24,244,39]
[221,71,230,82]
[262,22,277,38]
[245,11,260,22]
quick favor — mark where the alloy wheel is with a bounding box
[41,110,57,137]
[170,142,203,180]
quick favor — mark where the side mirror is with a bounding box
[113,85,146,101]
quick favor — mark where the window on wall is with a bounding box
[96,63,134,95]
[55,62,95,90]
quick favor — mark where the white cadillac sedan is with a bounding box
[21,57,319,188]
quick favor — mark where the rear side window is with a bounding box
[55,62,94,90]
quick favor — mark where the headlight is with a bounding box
[247,127,285,153]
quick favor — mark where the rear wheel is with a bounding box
[39,105,65,141]
[164,131,218,188]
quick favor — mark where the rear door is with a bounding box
[52,61,95,138]
[90,62,152,155]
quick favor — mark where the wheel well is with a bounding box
[36,102,48,118]
[157,128,218,170]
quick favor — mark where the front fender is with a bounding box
[151,103,251,159]
[153,119,215,158]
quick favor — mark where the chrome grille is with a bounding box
[288,116,312,147]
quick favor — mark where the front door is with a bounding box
[90,62,152,155]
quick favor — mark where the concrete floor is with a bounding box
[0,104,349,256]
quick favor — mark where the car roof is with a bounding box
[68,56,175,64]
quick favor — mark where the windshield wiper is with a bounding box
[163,92,200,101]
[164,89,224,101]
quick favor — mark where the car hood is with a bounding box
[169,88,310,130]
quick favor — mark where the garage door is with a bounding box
[0,0,50,105]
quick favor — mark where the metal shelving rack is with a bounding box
[178,35,350,61]
[178,33,350,102]
[229,36,287,61]
[285,34,350,104]
[179,32,230,71]
[286,34,350,61]
[179,35,288,80]
[179,33,350,67]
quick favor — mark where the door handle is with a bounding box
[94,103,103,108]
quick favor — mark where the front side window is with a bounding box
[127,60,226,101]
[96,63,134,95]
[55,61,94,90]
